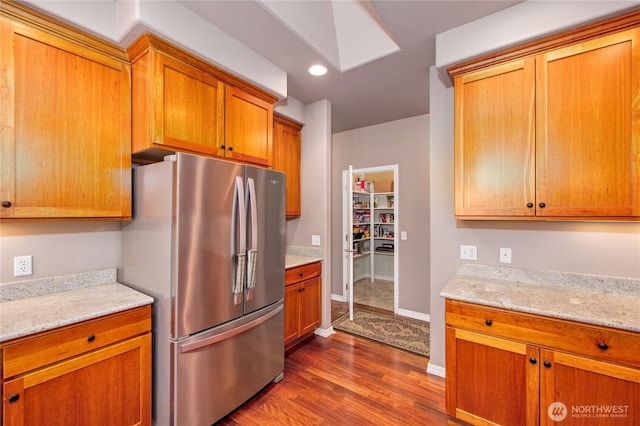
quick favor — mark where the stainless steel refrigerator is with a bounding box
[120,153,285,425]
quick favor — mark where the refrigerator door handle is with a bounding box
[178,304,283,353]
[234,176,247,305]
[246,177,258,301]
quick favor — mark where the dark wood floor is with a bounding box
[217,301,452,425]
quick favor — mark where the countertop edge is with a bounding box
[1,283,154,343]
[285,254,323,269]
[440,275,640,333]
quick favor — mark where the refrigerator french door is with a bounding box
[121,153,286,425]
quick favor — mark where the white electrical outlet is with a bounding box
[14,255,33,276]
[311,235,321,246]
[460,245,477,260]
[500,247,512,263]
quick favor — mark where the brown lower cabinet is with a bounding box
[445,300,640,426]
[1,306,152,426]
[284,262,321,350]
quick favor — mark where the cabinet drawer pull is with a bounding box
[299,273,304,277]
[598,342,608,351]
[539,202,546,208]
[8,393,20,404]
[87,334,96,343]
[529,357,537,365]
[543,361,552,368]
[1,201,11,208]
[485,319,492,326]
[526,203,533,208]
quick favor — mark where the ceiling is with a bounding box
[179,0,522,133]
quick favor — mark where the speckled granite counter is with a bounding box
[286,255,323,269]
[286,245,323,269]
[441,263,640,333]
[0,269,153,342]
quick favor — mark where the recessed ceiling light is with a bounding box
[308,64,327,76]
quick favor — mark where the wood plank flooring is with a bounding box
[217,302,452,425]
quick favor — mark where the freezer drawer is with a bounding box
[172,302,284,425]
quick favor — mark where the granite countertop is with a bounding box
[441,263,640,333]
[286,254,323,269]
[285,245,323,269]
[0,269,153,343]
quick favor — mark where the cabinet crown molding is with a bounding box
[0,0,128,63]
[127,32,277,105]
[448,7,640,79]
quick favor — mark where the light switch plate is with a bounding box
[500,247,512,263]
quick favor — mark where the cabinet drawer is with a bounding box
[2,305,151,379]
[286,262,321,285]
[446,300,640,368]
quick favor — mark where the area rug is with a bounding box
[332,308,430,357]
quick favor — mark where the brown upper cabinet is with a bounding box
[127,33,276,166]
[225,87,274,167]
[0,2,132,220]
[273,114,303,218]
[450,11,640,220]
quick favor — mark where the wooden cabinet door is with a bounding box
[454,58,536,217]
[3,334,151,426]
[225,87,273,167]
[536,28,640,217]
[299,276,321,335]
[273,116,302,218]
[445,327,539,426]
[539,349,640,425]
[0,18,131,220]
[150,52,225,156]
[284,283,301,346]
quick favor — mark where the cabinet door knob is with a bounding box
[529,357,537,365]
[598,342,608,351]
[539,202,546,208]
[220,145,226,150]
[1,201,11,208]
[485,319,492,326]
[526,203,534,208]
[228,146,233,151]
[87,334,96,343]
[543,361,552,368]
[8,393,20,404]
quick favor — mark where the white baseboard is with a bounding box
[426,363,445,378]
[314,326,335,338]
[331,293,346,302]
[397,308,430,322]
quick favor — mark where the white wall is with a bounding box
[332,115,430,315]
[22,0,287,99]
[435,0,639,86]
[0,222,122,283]
[285,100,333,330]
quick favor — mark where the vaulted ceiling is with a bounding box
[179,0,522,132]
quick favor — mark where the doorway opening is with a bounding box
[342,165,398,320]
